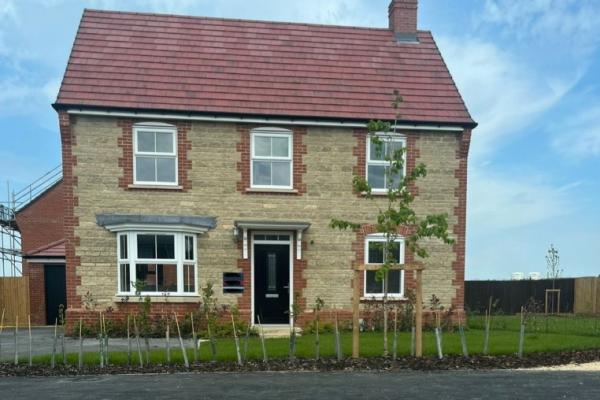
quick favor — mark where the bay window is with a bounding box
[117,232,197,295]
[364,234,405,298]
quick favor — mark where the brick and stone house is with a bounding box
[38,0,476,327]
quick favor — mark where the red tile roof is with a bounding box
[24,239,65,258]
[55,9,475,126]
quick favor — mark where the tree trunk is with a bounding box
[382,270,389,357]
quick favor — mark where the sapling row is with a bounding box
[483,297,492,356]
[51,318,57,368]
[434,312,443,360]
[231,313,242,366]
[28,315,32,367]
[518,306,525,358]
[334,311,342,361]
[165,315,171,364]
[127,315,132,366]
[133,315,143,367]
[191,313,198,363]
[257,315,267,362]
[0,308,4,360]
[14,315,18,365]
[458,314,469,358]
[173,312,189,368]
[78,318,83,369]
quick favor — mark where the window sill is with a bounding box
[361,296,407,302]
[114,295,200,303]
[128,184,183,191]
[245,187,298,194]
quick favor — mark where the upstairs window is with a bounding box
[117,232,197,295]
[366,135,406,192]
[251,129,293,189]
[364,234,405,298]
[134,125,177,186]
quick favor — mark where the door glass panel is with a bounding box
[267,253,277,291]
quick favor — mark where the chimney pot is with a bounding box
[389,0,418,42]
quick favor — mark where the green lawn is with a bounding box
[30,329,600,366]
[467,314,600,337]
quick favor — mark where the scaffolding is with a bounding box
[0,165,62,276]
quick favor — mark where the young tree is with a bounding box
[546,244,562,288]
[330,91,454,356]
[546,244,563,313]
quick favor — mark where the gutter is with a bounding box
[53,104,477,132]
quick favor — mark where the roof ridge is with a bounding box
[82,8,432,34]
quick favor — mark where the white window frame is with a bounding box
[366,133,407,194]
[133,123,178,186]
[117,231,197,296]
[363,233,405,298]
[250,127,293,189]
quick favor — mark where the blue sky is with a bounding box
[1,0,598,280]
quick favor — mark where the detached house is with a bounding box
[37,0,476,327]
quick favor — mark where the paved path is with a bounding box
[0,327,186,361]
[0,370,599,399]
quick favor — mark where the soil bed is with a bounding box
[1,349,599,376]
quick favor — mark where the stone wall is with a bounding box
[65,115,467,322]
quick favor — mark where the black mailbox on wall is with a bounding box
[223,272,244,293]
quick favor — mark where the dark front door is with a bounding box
[254,244,290,324]
[44,264,67,325]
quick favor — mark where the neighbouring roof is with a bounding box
[54,9,475,127]
[24,239,66,258]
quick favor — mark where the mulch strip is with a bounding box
[1,350,599,376]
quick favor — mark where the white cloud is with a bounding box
[0,0,18,22]
[482,0,600,55]
[552,106,600,159]
[437,37,579,161]
[468,169,578,232]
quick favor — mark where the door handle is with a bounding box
[283,286,289,289]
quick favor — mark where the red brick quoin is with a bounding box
[236,124,307,195]
[451,129,471,311]
[59,111,81,312]
[117,119,192,192]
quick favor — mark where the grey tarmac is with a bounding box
[0,370,599,400]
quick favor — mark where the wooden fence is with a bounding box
[574,277,600,314]
[0,277,30,326]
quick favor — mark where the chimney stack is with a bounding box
[388,0,418,42]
